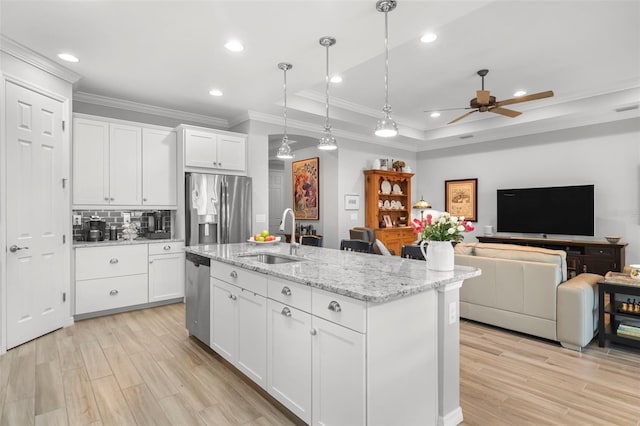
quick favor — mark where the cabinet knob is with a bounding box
[109,289,119,296]
[149,260,154,264]
[281,307,292,317]
[109,258,119,264]
[143,198,147,202]
[104,197,109,201]
[281,286,292,296]
[164,245,171,250]
[110,197,115,201]
[228,294,237,301]
[230,270,238,279]
[310,328,317,336]
[328,300,342,313]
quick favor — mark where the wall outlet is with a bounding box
[122,212,131,223]
[449,301,457,325]
[72,215,82,226]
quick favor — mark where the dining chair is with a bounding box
[401,244,425,260]
[300,235,323,247]
[340,239,374,253]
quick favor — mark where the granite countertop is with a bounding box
[73,238,184,248]
[186,243,480,303]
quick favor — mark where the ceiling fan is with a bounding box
[426,69,554,124]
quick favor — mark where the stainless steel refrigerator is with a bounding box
[185,173,252,246]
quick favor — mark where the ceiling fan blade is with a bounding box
[489,107,522,118]
[476,90,491,105]
[424,107,474,112]
[448,110,477,124]
[496,90,554,107]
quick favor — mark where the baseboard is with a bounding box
[62,316,74,328]
[439,406,463,426]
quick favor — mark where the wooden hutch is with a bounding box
[364,170,416,255]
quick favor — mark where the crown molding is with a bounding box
[245,110,418,152]
[296,89,426,131]
[74,92,229,128]
[0,35,81,84]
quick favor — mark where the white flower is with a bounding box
[451,216,459,224]
[447,228,456,234]
[457,225,465,232]
[459,216,465,221]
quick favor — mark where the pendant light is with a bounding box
[318,36,338,151]
[276,62,294,159]
[374,0,398,138]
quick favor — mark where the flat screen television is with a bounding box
[497,184,594,236]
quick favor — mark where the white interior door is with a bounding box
[269,170,285,235]
[5,81,67,349]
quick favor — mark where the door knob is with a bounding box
[9,245,28,253]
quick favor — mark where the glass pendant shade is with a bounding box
[276,62,294,160]
[318,36,338,151]
[375,0,398,138]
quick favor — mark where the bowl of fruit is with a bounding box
[248,230,281,244]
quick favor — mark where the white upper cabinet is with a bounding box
[73,118,109,205]
[72,115,178,208]
[109,123,142,205]
[142,128,177,207]
[180,125,247,173]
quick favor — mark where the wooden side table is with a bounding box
[598,273,640,348]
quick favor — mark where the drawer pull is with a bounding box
[310,328,317,336]
[164,245,171,250]
[281,286,292,296]
[228,294,237,301]
[230,270,238,279]
[281,307,292,317]
[109,258,119,264]
[109,289,119,296]
[328,301,342,313]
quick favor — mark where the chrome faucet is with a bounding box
[279,208,299,255]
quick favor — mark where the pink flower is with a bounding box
[426,214,433,225]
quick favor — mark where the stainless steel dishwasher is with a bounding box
[185,252,210,345]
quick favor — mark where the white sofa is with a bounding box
[455,242,603,351]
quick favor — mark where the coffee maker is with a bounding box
[84,216,106,241]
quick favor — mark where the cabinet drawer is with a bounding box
[211,261,267,297]
[585,247,615,258]
[76,245,148,280]
[268,277,311,313]
[149,241,184,255]
[76,274,148,314]
[312,288,366,333]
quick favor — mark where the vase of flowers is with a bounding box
[121,222,139,240]
[412,212,474,271]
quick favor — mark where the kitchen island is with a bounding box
[186,242,480,426]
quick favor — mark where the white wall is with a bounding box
[416,117,640,264]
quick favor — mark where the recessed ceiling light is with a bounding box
[224,40,244,52]
[330,75,342,83]
[58,53,78,62]
[209,89,223,97]
[430,112,441,118]
[420,33,438,43]
[513,90,527,97]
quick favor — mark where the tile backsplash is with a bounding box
[73,210,172,241]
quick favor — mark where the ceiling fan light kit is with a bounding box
[276,62,294,160]
[374,0,399,138]
[318,36,338,151]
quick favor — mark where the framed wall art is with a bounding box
[292,157,320,220]
[445,178,478,221]
[344,194,360,210]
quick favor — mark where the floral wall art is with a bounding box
[292,157,319,220]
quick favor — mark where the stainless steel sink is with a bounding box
[238,253,305,265]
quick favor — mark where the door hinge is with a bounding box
[63,234,66,244]
[62,120,66,131]
[62,292,66,302]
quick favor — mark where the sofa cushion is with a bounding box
[454,242,476,255]
[473,243,567,282]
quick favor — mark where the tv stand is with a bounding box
[476,236,627,278]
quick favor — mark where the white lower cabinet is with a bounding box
[148,242,185,302]
[311,316,365,426]
[211,274,267,388]
[267,299,312,423]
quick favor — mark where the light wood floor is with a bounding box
[1,303,639,426]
